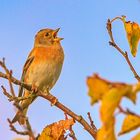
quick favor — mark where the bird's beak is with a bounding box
[53,37,64,42]
[53,28,64,41]
[53,28,60,38]
[55,28,60,34]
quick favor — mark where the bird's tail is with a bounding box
[12,90,36,125]
[12,108,27,125]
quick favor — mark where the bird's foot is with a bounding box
[51,96,58,106]
[31,84,38,93]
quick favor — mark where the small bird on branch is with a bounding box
[12,28,64,125]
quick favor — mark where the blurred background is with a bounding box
[0,1,140,139]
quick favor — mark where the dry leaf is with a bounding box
[38,119,75,140]
[119,115,140,135]
[122,17,140,57]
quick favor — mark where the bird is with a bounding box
[12,28,64,125]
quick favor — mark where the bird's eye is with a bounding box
[45,32,49,36]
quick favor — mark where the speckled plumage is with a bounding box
[12,28,64,124]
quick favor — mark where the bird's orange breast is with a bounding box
[30,46,64,64]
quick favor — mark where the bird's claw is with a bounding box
[31,84,38,93]
[51,96,58,106]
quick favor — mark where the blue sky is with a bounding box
[0,1,140,140]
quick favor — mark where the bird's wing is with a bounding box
[18,51,34,97]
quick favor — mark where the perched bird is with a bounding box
[12,28,64,124]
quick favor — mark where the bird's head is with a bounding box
[34,28,63,47]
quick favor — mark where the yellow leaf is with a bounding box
[126,82,140,104]
[131,132,140,140]
[87,74,140,140]
[87,74,111,105]
[119,115,140,135]
[87,74,140,106]
[97,117,116,140]
[38,119,75,140]
[100,88,124,123]
[123,18,140,57]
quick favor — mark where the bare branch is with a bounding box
[8,118,35,140]
[1,85,12,99]
[0,58,15,96]
[0,60,97,139]
[7,118,29,136]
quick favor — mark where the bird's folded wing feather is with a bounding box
[18,51,34,97]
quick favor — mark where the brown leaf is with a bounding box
[38,119,75,140]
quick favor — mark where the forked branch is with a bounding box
[0,59,97,139]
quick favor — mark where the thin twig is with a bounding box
[118,105,140,117]
[0,65,97,139]
[0,58,36,139]
[87,112,97,132]
[106,18,140,82]
[7,118,29,135]
[69,126,77,140]
[110,16,125,23]
[64,112,69,120]
[1,85,12,99]
[25,118,35,139]
[0,58,15,96]
[8,118,36,140]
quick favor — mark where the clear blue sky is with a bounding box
[0,1,140,140]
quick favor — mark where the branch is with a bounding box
[87,112,97,132]
[8,119,35,140]
[118,105,140,117]
[2,87,36,139]
[0,60,97,139]
[8,118,28,135]
[106,18,140,82]
[68,127,77,140]
[37,90,97,139]
[0,58,15,96]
